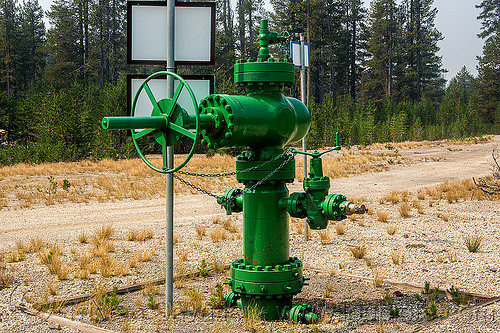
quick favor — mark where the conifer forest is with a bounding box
[0,0,499,165]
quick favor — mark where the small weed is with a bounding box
[323,283,335,298]
[97,286,124,320]
[137,249,155,262]
[207,283,226,309]
[222,218,237,233]
[465,235,482,253]
[383,290,393,304]
[244,301,262,331]
[47,282,58,295]
[147,294,159,310]
[364,256,373,267]
[447,285,468,305]
[178,248,189,262]
[389,307,400,318]
[425,301,439,320]
[392,252,404,265]
[211,256,225,273]
[198,259,209,277]
[438,212,450,221]
[414,293,421,301]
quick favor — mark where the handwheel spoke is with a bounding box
[143,83,159,112]
[166,82,184,116]
[168,122,195,139]
[133,128,157,140]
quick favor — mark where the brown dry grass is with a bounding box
[349,244,367,259]
[209,227,228,243]
[377,210,389,222]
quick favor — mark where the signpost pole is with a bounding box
[165,0,175,315]
[300,33,309,241]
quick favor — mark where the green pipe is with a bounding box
[102,116,166,130]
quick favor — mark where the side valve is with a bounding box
[284,133,368,229]
[217,188,243,215]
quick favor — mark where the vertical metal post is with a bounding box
[165,0,175,315]
[300,33,308,241]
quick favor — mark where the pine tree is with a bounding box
[402,0,445,102]
[362,0,399,105]
[476,0,500,42]
[45,0,84,86]
[0,0,18,95]
[16,0,46,90]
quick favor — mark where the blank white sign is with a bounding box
[130,77,212,131]
[130,3,213,64]
[290,41,310,68]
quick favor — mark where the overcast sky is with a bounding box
[37,0,484,82]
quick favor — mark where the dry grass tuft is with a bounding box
[178,248,189,262]
[318,230,332,245]
[222,218,238,233]
[138,249,155,262]
[386,224,397,235]
[180,288,206,314]
[195,225,206,240]
[78,231,88,244]
[377,210,389,222]
[335,222,346,235]
[392,252,404,265]
[373,270,385,287]
[465,235,482,253]
[128,228,154,242]
[437,212,449,221]
[209,227,228,243]
[399,201,411,218]
[27,237,43,253]
[211,256,226,273]
[380,190,410,204]
[349,244,367,259]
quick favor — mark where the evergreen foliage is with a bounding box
[0,0,497,166]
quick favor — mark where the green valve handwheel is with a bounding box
[130,71,200,173]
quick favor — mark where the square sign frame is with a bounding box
[127,74,215,131]
[290,41,310,69]
[127,1,215,65]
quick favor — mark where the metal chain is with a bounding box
[176,149,292,178]
[173,174,222,202]
[173,150,297,203]
[243,152,296,193]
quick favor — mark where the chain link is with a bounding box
[173,149,297,204]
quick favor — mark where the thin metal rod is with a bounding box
[300,33,308,241]
[165,0,175,315]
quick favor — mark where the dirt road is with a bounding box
[1,136,498,249]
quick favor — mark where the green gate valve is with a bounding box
[285,132,367,229]
[102,71,206,173]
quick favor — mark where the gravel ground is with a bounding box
[0,136,499,332]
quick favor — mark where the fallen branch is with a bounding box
[16,304,115,333]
